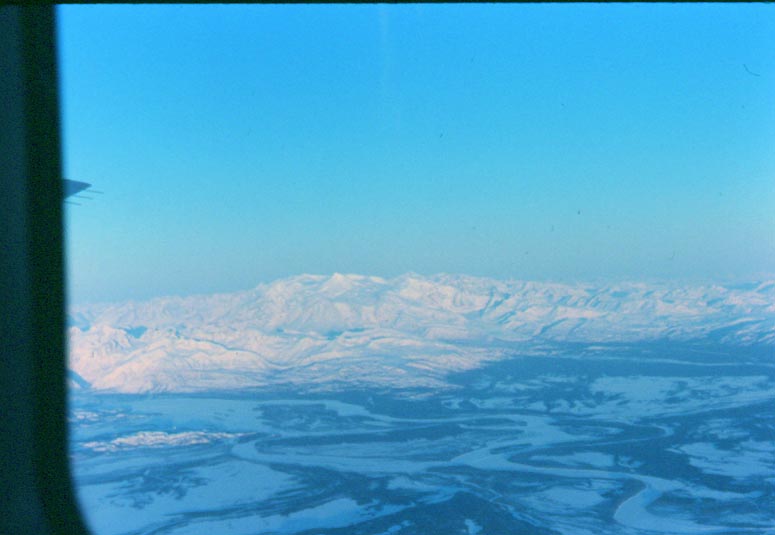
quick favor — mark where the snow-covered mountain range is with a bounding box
[68,273,775,393]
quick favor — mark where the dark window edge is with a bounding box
[0,5,91,534]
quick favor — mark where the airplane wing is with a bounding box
[63,179,91,199]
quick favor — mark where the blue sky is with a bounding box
[58,4,775,304]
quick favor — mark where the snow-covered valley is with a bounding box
[70,345,775,535]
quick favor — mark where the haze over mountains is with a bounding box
[67,273,775,393]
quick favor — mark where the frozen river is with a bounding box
[70,343,775,535]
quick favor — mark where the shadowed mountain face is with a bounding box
[67,273,775,393]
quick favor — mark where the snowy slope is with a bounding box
[67,274,775,393]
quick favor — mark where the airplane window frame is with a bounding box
[0,5,90,535]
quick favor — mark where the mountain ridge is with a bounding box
[68,273,775,393]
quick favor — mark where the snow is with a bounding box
[675,441,775,479]
[82,431,244,452]
[530,451,615,468]
[68,273,775,393]
[464,518,483,534]
[78,461,295,535]
[70,358,775,535]
[166,498,401,535]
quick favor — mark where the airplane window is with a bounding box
[60,4,775,535]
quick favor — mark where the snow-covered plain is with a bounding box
[70,347,775,535]
[68,274,775,534]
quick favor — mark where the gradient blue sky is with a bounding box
[59,4,775,304]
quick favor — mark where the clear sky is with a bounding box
[58,4,775,304]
